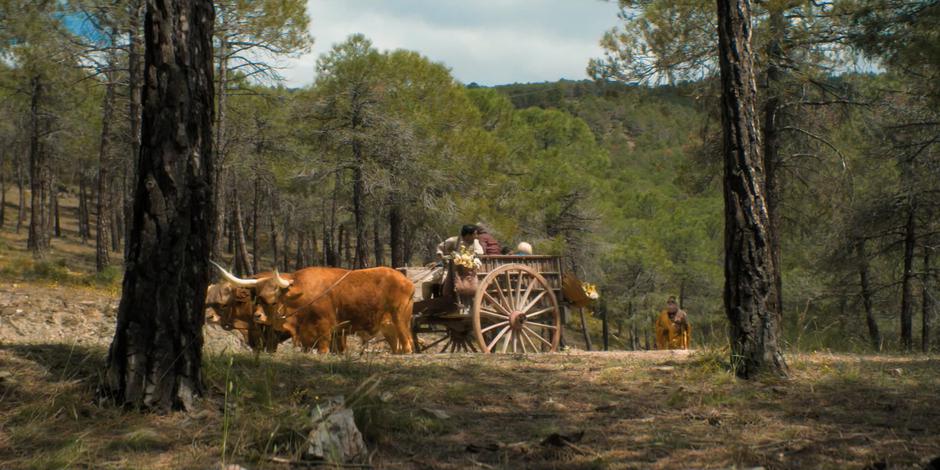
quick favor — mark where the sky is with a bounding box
[279,0,622,87]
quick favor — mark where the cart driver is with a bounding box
[424,225,484,300]
[436,224,484,260]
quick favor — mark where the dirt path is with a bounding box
[0,283,246,352]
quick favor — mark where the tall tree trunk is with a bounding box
[336,224,345,269]
[579,308,593,351]
[281,212,291,272]
[96,59,116,272]
[111,186,122,252]
[322,219,333,267]
[0,150,5,228]
[269,209,279,270]
[389,203,403,268]
[403,222,415,265]
[101,0,215,412]
[125,0,144,260]
[27,74,50,258]
[856,240,882,351]
[52,179,60,237]
[762,7,785,320]
[211,16,229,264]
[294,231,305,270]
[16,149,25,234]
[78,175,88,244]
[233,193,252,276]
[922,243,933,353]
[716,0,787,378]
[900,204,916,351]
[373,208,384,267]
[352,161,367,269]
[251,176,260,273]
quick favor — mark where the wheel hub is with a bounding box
[509,310,527,331]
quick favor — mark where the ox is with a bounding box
[204,267,289,352]
[214,264,415,354]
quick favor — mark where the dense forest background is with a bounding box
[1,0,937,354]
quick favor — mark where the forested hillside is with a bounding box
[1,0,938,354]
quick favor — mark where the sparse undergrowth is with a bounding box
[1,342,938,470]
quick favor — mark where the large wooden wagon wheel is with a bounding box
[472,264,561,353]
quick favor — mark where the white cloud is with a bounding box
[279,0,621,87]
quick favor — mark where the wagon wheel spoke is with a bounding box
[515,269,526,309]
[504,270,514,308]
[494,273,512,313]
[525,305,555,319]
[520,291,547,314]
[516,276,537,311]
[523,325,554,348]
[518,331,530,354]
[423,334,449,352]
[521,327,541,353]
[479,306,509,320]
[468,339,479,353]
[481,321,509,335]
[500,332,512,353]
[483,292,513,317]
[487,325,512,351]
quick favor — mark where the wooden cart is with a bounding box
[405,255,565,354]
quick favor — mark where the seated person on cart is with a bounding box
[436,224,484,260]
[424,225,484,300]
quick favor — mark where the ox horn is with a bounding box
[273,268,292,289]
[210,260,260,288]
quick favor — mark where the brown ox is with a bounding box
[204,266,289,352]
[215,265,415,354]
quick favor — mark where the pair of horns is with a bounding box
[209,260,291,289]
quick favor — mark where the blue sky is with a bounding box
[280,0,621,87]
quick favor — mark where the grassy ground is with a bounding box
[2,345,939,470]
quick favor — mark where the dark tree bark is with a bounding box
[78,174,89,244]
[101,0,215,412]
[281,212,291,272]
[373,208,384,267]
[389,203,403,268]
[762,8,785,320]
[900,204,916,351]
[96,57,117,272]
[0,150,5,228]
[716,0,787,378]
[111,187,122,252]
[52,181,60,238]
[856,240,882,351]
[232,193,252,276]
[352,162,367,269]
[16,150,25,234]
[251,176,260,273]
[269,207,279,270]
[27,75,50,258]
[922,244,933,353]
[309,228,318,266]
[322,219,334,267]
[292,230,302,270]
[210,15,229,264]
[125,0,144,260]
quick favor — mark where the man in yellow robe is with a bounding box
[655,296,691,350]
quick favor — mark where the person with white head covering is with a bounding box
[514,242,533,256]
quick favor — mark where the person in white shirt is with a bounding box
[436,224,484,260]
